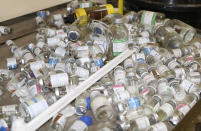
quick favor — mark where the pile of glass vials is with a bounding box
[0,1,201,131]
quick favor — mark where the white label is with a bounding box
[23,95,48,118]
[177,104,190,116]
[112,85,130,102]
[124,58,134,69]
[174,68,185,78]
[46,28,56,37]
[151,122,168,131]
[55,63,65,73]
[114,70,126,85]
[135,116,150,130]
[7,57,17,69]
[75,67,89,78]
[47,37,60,47]
[159,103,174,117]
[172,49,182,58]
[69,120,88,131]
[91,96,110,114]
[150,50,161,59]
[180,79,194,93]
[113,39,128,55]
[157,65,169,75]
[141,11,156,25]
[30,60,44,71]
[137,37,150,45]
[28,85,41,96]
[0,26,6,33]
[158,82,171,95]
[55,47,66,58]
[142,73,155,84]
[2,105,16,113]
[50,73,69,88]
[189,72,200,77]
[135,53,145,63]
[168,60,179,70]
[76,46,88,51]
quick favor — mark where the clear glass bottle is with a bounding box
[90,91,114,122]
[5,40,24,59]
[74,91,90,115]
[157,78,174,102]
[0,26,12,35]
[110,13,128,57]
[68,16,91,42]
[138,10,165,26]
[68,115,93,131]
[157,100,177,121]
[26,79,42,97]
[7,72,28,93]
[19,93,57,122]
[144,94,163,113]
[154,25,183,49]
[164,19,196,43]
[113,66,126,85]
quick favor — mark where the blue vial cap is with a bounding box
[7,65,12,70]
[86,97,91,110]
[79,115,93,126]
[0,127,7,131]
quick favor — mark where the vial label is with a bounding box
[176,104,190,116]
[7,57,17,70]
[174,68,185,78]
[112,85,130,102]
[47,37,60,47]
[94,57,104,68]
[157,65,169,75]
[76,46,89,51]
[49,58,58,67]
[50,73,69,88]
[29,85,41,96]
[55,47,66,58]
[137,37,150,45]
[91,96,110,113]
[124,58,134,70]
[151,122,168,131]
[135,53,145,63]
[159,103,174,117]
[75,67,89,78]
[69,120,88,131]
[144,46,153,56]
[150,50,161,59]
[180,79,194,93]
[142,73,155,85]
[30,60,44,71]
[135,116,150,130]
[128,97,140,109]
[0,26,6,33]
[80,2,93,8]
[55,63,66,73]
[114,70,126,85]
[172,49,182,58]
[23,95,48,118]
[141,11,157,25]
[112,39,128,56]
[2,105,16,113]
[168,60,179,70]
